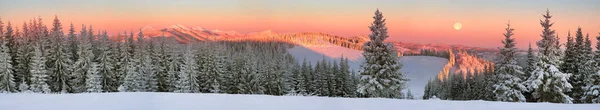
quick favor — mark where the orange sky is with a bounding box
[1,0,599,49]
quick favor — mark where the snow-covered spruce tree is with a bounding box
[198,45,226,93]
[70,25,94,93]
[492,22,526,102]
[525,9,573,103]
[523,43,536,102]
[304,60,316,95]
[85,61,101,92]
[48,16,73,93]
[1,22,17,93]
[67,23,78,66]
[165,42,181,92]
[264,57,288,95]
[574,33,595,103]
[314,58,328,96]
[292,58,308,95]
[29,43,51,93]
[176,44,200,93]
[4,22,18,81]
[357,9,408,98]
[96,31,117,92]
[136,31,157,92]
[239,53,263,94]
[581,33,600,103]
[152,37,169,92]
[118,32,144,92]
[0,38,16,93]
[561,31,576,77]
[525,43,536,78]
[341,57,356,97]
[227,55,244,94]
[15,23,34,91]
[406,89,414,99]
[18,80,30,93]
[115,31,131,91]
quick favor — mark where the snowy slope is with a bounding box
[288,44,448,98]
[1,93,597,110]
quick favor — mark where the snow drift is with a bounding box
[0,93,597,110]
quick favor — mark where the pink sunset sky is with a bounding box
[1,0,599,49]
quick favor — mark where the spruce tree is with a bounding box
[136,31,156,92]
[581,33,600,103]
[29,43,51,93]
[70,25,94,93]
[198,46,226,93]
[67,23,78,65]
[118,32,143,92]
[176,44,199,93]
[96,31,116,92]
[85,62,102,92]
[18,80,30,93]
[525,9,573,103]
[153,38,169,92]
[165,43,181,92]
[4,22,17,78]
[357,9,408,98]
[493,22,526,102]
[406,89,414,99]
[524,43,536,102]
[48,16,72,93]
[561,31,576,75]
[0,38,15,93]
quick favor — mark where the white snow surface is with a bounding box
[288,44,448,98]
[1,93,597,110]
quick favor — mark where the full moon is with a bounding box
[454,22,462,30]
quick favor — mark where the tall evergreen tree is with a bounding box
[357,9,408,98]
[0,38,15,93]
[153,38,169,92]
[14,22,33,90]
[96,31,117,92]
[4,21,17,76]
[70,25,94,93]
[525,9,573,103]
[48,16,73,93]
[176,44,200,93]
[524,43,536,102]
[561,31,576,75]
[198,46,226,93]
[165,43,180,92]
[29,43,51,93]
[493,22,526,102]
[581,33,600,103]
[67,23,78,64]
[136,31,156,92]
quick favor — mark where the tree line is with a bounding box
[423,10,600,104]
[0,16,370,98]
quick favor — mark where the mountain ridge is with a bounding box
[114,24,498,55]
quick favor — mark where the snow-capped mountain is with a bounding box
[129,25,498,55]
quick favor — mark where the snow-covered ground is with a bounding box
[1,93,597,110]
[288,44,448,98]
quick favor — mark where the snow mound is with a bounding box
[0,93,597,110]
